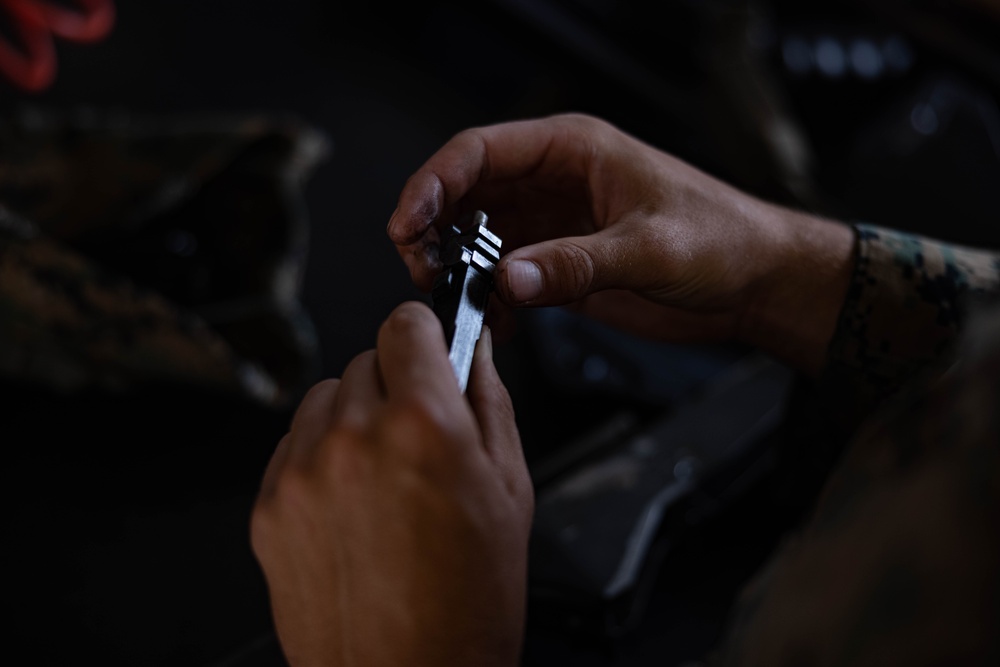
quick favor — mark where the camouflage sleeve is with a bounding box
[820,223,1000,428]
[700,227,1000,666]
[706,300,1000,667]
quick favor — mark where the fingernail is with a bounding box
[505,260,543,304]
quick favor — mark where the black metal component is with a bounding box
[527,353,793,639]
[432,211,502,393]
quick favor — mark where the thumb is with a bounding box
[494,229,635,306]
[466,327,531,501]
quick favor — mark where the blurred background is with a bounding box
[2,0,998,665]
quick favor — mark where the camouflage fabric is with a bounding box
[0,107,328,407]
[822,224,1000,429]
[708,224,1000,666]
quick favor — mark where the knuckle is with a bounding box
[452,126,486,149]
[304,377,340,399]
[391,396,450,437]
[269,467,317,512]
[453,127,490,178]
[325,421,370,461]
[297,378,339,413]
[494,463,534,528]
[556,114,621,160]
[403,169,428,190]
[556,112,610,137]
[491,380,517,424]
[554,241,598,293]
[316,425,371,487]
[557,112,598,128]
[249,500,277,560]
[383,398,456,466]
[250,471,311,559]
[402,171,420,192]
[382,301,435,337]
[342,348,377,381]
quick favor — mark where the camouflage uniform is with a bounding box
[0,108,328,407]
[710,224,1000,666]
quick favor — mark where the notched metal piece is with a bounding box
[431,211,501,393]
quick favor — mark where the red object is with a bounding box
[0,0,115,92]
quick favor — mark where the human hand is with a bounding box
[387,114,854,375]
[250,302,533,667]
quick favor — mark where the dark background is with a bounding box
[4,1,999,665]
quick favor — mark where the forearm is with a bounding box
[743,211,1000,425]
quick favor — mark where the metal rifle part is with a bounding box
[431,211,502,393]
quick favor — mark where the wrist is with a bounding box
[737,205,856,376]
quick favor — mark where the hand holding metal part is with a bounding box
[431,211,502,393]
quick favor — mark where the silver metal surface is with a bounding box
[431,211,502,392]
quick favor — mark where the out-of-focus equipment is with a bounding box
[520,307,794,639]
[0,107,328,406]
[431,211,501,393]
[0,0,115,91]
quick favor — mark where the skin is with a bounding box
[388,113,855,377]
[251,306,533,667]
[253,113,857,665]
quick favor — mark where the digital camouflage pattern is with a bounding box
[709,224,1000,666]
[823,224,1000,430]
[0,108,328,407]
